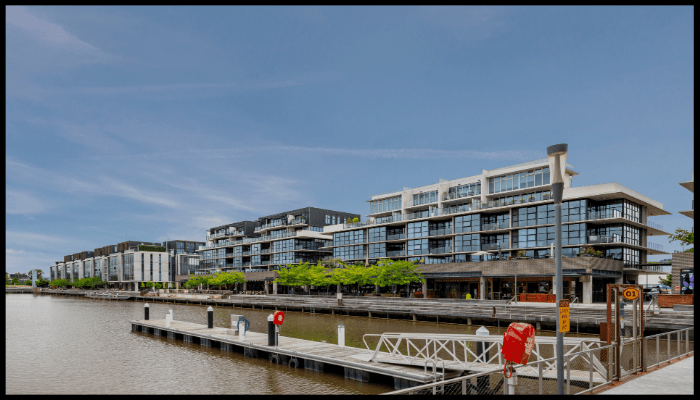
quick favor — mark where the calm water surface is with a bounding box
[6,294,597,394]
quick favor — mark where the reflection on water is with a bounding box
[6,294,597,394]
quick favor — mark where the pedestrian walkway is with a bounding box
[601,356,694,394]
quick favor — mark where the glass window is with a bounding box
[407,221,429,239]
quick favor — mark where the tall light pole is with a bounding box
[547,143,568,395]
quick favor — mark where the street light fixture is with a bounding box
[547,143,568,395]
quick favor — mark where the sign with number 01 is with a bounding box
[622,287,640,301]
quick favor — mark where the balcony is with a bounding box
[481,243,502,251]
[429,228,452,236]
[387,250,405,257]
[404,198,438,208]
[481,222,510,231]
[429,247,450,254]
[387,233,405,241]
[647,242,664,252]
[260,249,270,254]
[587,235,621,244]
[586,210,622,220]
[647,220,663,231]
[442,190,478,201]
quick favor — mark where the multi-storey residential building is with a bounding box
[325,156,671,303]
[49,239,204,290]
[198,207,359,274]
[672,171,693,295]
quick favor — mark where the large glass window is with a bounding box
[407,221,429,239]
[368,243,386,258]
[333,245,364,260]
[623,248,639,267]
[429,239,452,254]
[149,254,153,281]
[429,220,452,236]
[455,214,481,233]
[73,263,79,280]
[123,254,134,281]
[489,168,550,194]
[141,254,144,281]
[481,233,509,250]
[109,257,118,281]
[413,191,438,206]
[333,230,365,246]
[370,196,401,214]
[455,234,480,252]
[447,182,481,199]
[368,227,386,243]
[387,227,405,240]
[407,239,428,255]
[186,242,195,254]
[158,254,162,281]
[83,261,91,278]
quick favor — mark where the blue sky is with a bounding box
[6,6,693,273]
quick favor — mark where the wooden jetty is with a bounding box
[130,318,462,389]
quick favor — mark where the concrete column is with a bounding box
[479,277,485,300]
[337,284,341,294]
[264,281,269,295]
[552,276,556,295]
[582,278,592,304]
[422,281,428,297]
[615,276,623,285]
[243,282,247,292]
[375,284,380,294]
[273,281,278,295]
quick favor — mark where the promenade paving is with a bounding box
[601,356,694,395]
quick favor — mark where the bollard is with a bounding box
[238,320,246,340]
[165,309,172,328]
[144,303,149,320]
[207,306,214,329]
[505,373,517,394]
[338,325,345,347]
[268,314,275,346]
[476,326,490,393]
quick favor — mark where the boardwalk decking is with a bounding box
[130,319,460,388]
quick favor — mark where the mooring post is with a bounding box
[144,303,149,320]
[476,326,490,392]
[239,320,246,340]
[338,324,345,347]
[165,308,172,328]
[207,306,214,329]
[268,314,275,346]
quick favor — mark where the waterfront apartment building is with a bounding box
[672,171,693,295]
[197,207,359,277]
[325,156,672,303]
[49,239,204,290]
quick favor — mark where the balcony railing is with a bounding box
[260,249,270,254]
[647,242,664,252]
[429,228,452,236]
[587,235,621,244]
[243,262,251,267]
[404,198,438,208]
[647,220,663,231]
[387,250,405,257]
[387,234,405,241]
[429,247,450,254]
[256,217,309,232]
[481,243,502,251]
[481,222,510,231]
[586,210,623,220]
[442,191,478,201]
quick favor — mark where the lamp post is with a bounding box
[547,143,568,395]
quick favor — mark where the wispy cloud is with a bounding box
[6,189,50,216]
[90,146,540,161]
[6,6,122,64]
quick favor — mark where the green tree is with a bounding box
[669,228,694,252]
[11,277,19,285]
[352,217,360,223]
[274,262,319,293]
[659,274,672,286]
[333,262,376,295]
[374,259,425,294]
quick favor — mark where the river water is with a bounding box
[6,294,597,394]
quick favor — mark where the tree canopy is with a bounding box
[373,259,425,288]
[669,228,694,252]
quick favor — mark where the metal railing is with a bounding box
[646,220,663,231]
[442,191,479,201]
[482,222,510,231]
[646,242,663,252]
[384,327,693,395]
[587,235,622,244]
[428,228,452,236]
